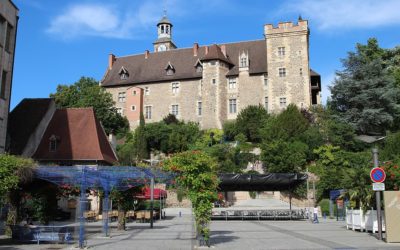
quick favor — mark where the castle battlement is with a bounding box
[264,20,308,35]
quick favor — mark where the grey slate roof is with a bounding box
[101,40,320,87]
[101,40,269,87]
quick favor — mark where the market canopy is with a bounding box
[34,166,174,192]
[135,187,167,199]
[218,173,307,191]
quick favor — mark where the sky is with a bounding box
[10,0,400,109]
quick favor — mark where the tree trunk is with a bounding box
[117,204,125,230]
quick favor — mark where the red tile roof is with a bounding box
[32,108,117,165]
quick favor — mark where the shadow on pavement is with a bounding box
[210,230,239,246]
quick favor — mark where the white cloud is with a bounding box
[46,0,229,40]
[282,0,400,30]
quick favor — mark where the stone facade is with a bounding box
[0,0,18,153]
[101,17,321,130]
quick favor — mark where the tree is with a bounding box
[261,140,308,173]
[0,155,36,233]
[134,112,148,161]
[50,77,129,135]
[235,105,269,143]
[330,38,400,134]
[163,151,218,245]
[261,104,309,142]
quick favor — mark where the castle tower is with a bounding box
[153,12,177,52]
[264,20,311,111]
[200,44,232,129]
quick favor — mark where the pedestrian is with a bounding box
[313,205,319,223]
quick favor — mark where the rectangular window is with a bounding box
[278,47,285,56]
[198,101,202,116]
[172,82,180,94]
[1,71,7,99]
[228,78,236,89]
[300,68,303,76]
[210,61,216,66]
[131,105,136,111]
[145,87,150,95]
[171,104,179,116]
[212,78,216,84]
[118,92,126,102]
[5,24,12,52]
[116,108,123,115]
[145,106,152,119]
[279,68,286,77]
[264,97,268,110]
[229,99,237,114]
[280,97,287,108]
[264,75,268,87]
[240,57,247,67]
[0,16,5,47]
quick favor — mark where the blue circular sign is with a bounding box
[370,167,386,183]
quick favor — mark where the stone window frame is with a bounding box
[212,78,216,85]
[131,105,136,111]
[0,70,7,100]
[145,105,152,119]
[118,92,126,102]
[228,77,237,89]
[264,97,268,111]
[116,108,123,115]
[132,90,137,96]
[171,104,179,116]
[279,68,286,77]
[300,68,303,76]
[197,101,202,116]
[229,99,237,114]
[171,82,180,94]
[144,87,150,96]
[263,74,268,88]
[278,47,285,56]
[279,97,287,108]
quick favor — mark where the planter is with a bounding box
[67,199,77,209]
[346,208,386,232]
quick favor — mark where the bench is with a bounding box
[10,225,74,245]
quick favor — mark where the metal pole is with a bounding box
[306,167,310,207]
[103,191,109,237]
[150,177,154,228]
[372,148,383,240]
[79,167,86,249]
[160,194,162,220]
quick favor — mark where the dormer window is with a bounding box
[239,51,249,68]
[194,59,203,73]
[118,66,129,80]
[49,134,59,152]
[165,61,175,75]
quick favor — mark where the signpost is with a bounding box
[371,149,385,240]
[372,182,385,191]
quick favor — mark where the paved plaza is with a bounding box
[1,208,400,250]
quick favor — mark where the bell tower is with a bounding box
[153,12,177,52]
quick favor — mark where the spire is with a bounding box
[298,14,303,21]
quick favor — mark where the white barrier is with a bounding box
[346,208,385,232]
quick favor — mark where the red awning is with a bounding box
[135,187,167,199]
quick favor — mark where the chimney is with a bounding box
[221,45,226,57]
[205,46,209,55]
[145,50,150,59]
[108,53,116,70]
[193,43,199,56]
[108,134,117,151]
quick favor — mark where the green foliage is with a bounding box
[163,151,219,242]
[222,120,237,141]
[330,38,400,134]
[0,155,35,200]
[134,112,148,161]
[261,140,308,173]
[163,114,180,125]
[381,131,400,161]
[381,161,400,191]
[261,104,309,142]
[50,77,129,134]
[235,105,269,142]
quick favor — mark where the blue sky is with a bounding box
[10,0,400,109]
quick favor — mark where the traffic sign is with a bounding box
[373,182,385,191]
[370,167,386,183]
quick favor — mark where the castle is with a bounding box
[100,15,321,129]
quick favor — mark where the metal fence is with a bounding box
[211,209,306,220]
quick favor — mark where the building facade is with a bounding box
[0,0,18,153]
[100,15,321,129]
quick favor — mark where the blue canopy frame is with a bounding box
[34,166,174,248]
